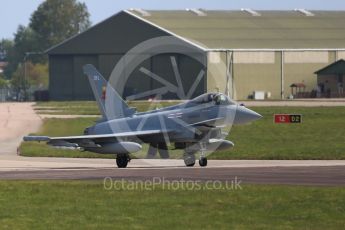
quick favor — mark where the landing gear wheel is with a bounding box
[183,153,195,167]
[199,157,207,167]
[116,154,130,168]
[199,142,207,167]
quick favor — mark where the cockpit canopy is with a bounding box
[189,93,236,106]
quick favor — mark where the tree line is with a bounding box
[0,0,90,99]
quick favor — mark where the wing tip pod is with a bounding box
[23,136,50,142]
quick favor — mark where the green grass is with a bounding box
[0,181,344,229]
[214,106,345,160]
[34,100,179,115]
[34,101,100,115]
[21,106,345,160]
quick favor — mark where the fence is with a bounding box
[0,88,10,102]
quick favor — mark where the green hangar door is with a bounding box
[73,55,98,100]
[49,55,74,100]
[123,53,206,100]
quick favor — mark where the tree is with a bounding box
[1,26,41,79]
[9,61,48,100]
[0,75,9,88]
[25,62,49,89]
[29,0,91,51]
[1,0,90,99]
[0,39,15,78]
[0,40,9,61]
[10,63,25,98]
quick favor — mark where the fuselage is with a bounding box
[85,93,261,144]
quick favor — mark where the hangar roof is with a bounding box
[128,10,345,49]
[47,10,345,54]
[315,59,345,75]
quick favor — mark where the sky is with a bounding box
[1,0,345,39]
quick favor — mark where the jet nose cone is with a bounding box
[234,105,262,125]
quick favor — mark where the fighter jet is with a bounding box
[24,64,262,168]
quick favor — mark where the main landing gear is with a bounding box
[183,151,196,167]
[183,143,208,167]
[116,154,130,168]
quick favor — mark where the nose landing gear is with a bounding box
[199,157,207,167]
[198,142,208,167]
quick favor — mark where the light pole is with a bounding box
[23,52,43,101]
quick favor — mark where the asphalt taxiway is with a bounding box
[0,157,344,186]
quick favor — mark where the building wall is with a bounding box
[233,51,281,100]
[337,51,345,60]
[204,50,340,100]
[48,10,345,101]
[49,49,344,101]
[283,51,335,98]
[207,52,227,94]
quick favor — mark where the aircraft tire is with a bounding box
[184,153,195,167]
[199,157,207,167]
[116,154,129,168]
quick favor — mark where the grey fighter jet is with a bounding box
[24,64,262,168]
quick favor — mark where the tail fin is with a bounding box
[83,64,135,120]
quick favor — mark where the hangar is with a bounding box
[315,59,345,97]
[47,9,345,100]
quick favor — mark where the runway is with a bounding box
[1,157,345,186]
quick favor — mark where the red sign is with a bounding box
[274,114,302,123]
[101,86,106,100]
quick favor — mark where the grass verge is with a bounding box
[34,101,100,115]
[34,100,179,115]
[213,106,345,159]
[21,106,345,160]
[0,181,344,229]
